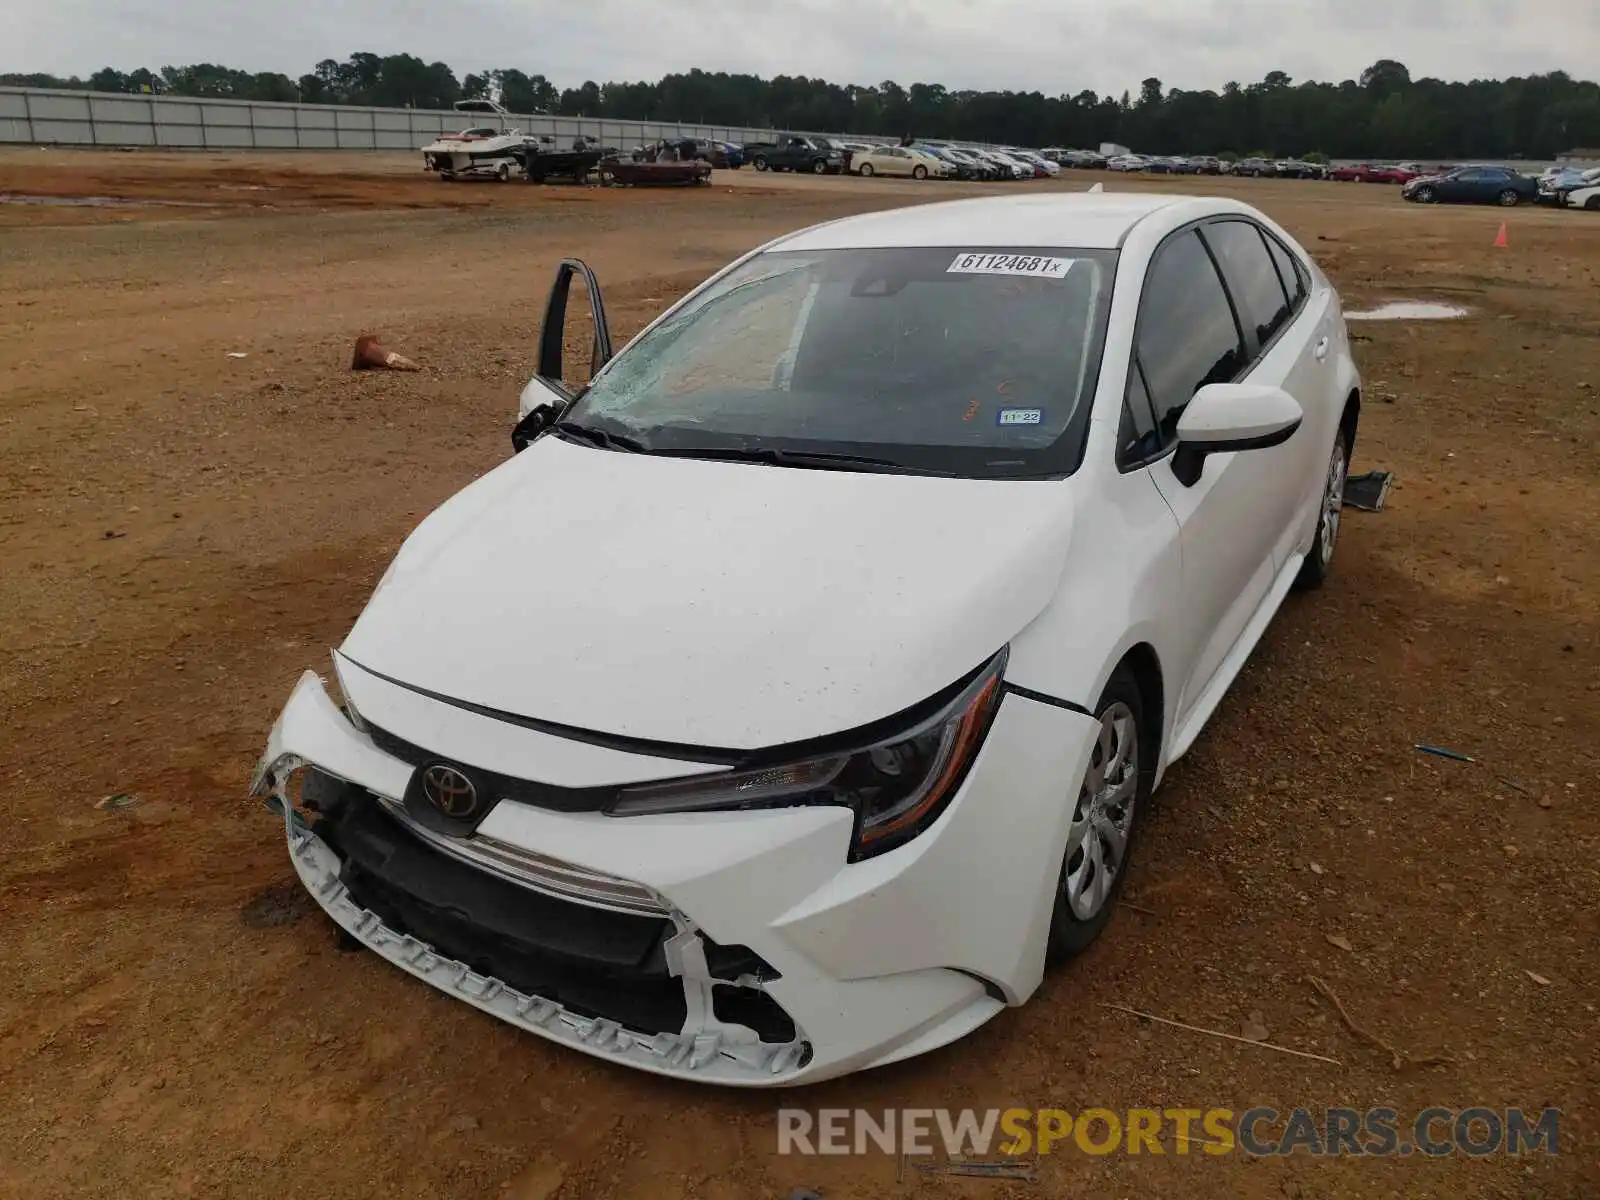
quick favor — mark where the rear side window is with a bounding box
[1203,221,1292,351]
[1133,230,1246,446]
[1263,233,1308,310]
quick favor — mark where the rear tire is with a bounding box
[1587,196,1600,211]
[753,156,768,172]
[1294,427,1348,591]
[1497,189,1520,206]
[1045,665,1152,964]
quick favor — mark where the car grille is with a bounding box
[365,720,620,815]
[376,793,668,916]
[314,790,783,1038]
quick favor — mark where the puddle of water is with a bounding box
[1346,301,1470,322]
[0,192,218,209]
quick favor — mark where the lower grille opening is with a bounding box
[300,774,804,1053]
[341,861,690,1035]
[316,790,689,1036]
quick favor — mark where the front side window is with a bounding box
[565,247,1119,478]
[1132,230,1246,447]
[1202,220,1293,352]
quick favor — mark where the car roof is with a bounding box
[778,192,1197,251]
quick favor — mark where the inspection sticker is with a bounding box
[947,252,1075,278]
[997,407,1043,426]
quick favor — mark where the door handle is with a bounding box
[1313,336,1330,362]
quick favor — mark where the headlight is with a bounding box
[606,648,1008,860]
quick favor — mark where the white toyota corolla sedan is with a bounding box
[253,191,1361,1087]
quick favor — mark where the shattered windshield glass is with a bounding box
[566,246,1118,478]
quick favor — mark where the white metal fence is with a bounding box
[0,86,836,151]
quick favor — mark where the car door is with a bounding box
[1201,219,1333,567]
[1439,168,1479,201]
[1125,227,1298,725]
[1477,167,1515,200]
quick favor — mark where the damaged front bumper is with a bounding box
[252,668,1099,1086]
[269,797,809,1081]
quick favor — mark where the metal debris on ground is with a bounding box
[1414,743,1536,796]
[917,1157,1039,1182]
[95,793,138,811]
[1342,469,1394,511]
[351,334,422,372]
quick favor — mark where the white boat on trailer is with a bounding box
[421,100,531,181]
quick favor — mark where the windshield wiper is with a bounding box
[654,444,948,475]
[551,420,652,454]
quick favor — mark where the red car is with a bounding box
[1330,162,1422,184]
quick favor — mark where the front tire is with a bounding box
[1045,665,1151,964]
[1586,196,1600,211]
[912,164,928,180]
[1295,427,1348,591]
[1415,185,1436,203]
[812,158,827,174]
[858,162,874,177]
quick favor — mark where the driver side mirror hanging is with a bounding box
[538,258,615,384]
[514,259,616,454]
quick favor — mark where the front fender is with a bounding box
[1003,467,1183,775]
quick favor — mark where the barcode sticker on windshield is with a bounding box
[947,253,1075,279]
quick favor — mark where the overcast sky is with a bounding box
[11,0,1598,96]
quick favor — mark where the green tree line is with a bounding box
[4,55,1597,158]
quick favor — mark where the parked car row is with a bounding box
[636,128,1597,212]
[728,135,1068,182]
[1044,148,1576,208]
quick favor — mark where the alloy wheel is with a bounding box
[1062,702,1139,921]
[1320,438,1346,565]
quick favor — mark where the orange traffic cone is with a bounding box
[351,334,421,372]
[1493,222,1508,248]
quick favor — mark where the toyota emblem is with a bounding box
[420,764,478,819]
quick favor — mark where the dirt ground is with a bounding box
[1,149,1596,1200]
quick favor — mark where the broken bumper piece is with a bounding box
[254,669,1099,1085]
[275,801,810,1081]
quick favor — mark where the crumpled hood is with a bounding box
[340,436,1077,750]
